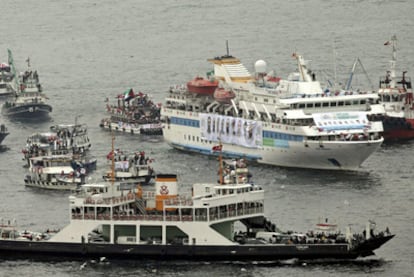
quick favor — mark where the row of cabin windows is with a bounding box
[184,134,214,144]
[255,97,275,104]
[293,99,368,109]
[171,117,199,127]
[216,187,261,195]
[263,131,302,141]
[183,132,301,143]
[254,98,371,108]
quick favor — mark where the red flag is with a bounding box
[384,41,391,46]
[212,145,222,152]
[106,151,114,160]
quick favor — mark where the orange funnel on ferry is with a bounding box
[155,174,178,211]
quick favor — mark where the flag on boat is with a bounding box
[7,49,14,66]
[124,88,135,101]
[212,145,222,152]
[106,149,121,160]
[384,41,391,46]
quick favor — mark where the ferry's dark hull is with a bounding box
[2,103,52,119]
[0,235,394,262]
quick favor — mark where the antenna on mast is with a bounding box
[226,40,229,57]
[111,134,115,185]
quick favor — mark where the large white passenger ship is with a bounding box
[161,51,385,170]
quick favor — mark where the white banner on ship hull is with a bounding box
[313,112,369,131]
[199,113,262,148]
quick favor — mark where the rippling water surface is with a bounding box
[1,0,413,276]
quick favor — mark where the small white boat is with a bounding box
[0,60,16,97]
[0,123,9,145]
[24,154,95,191]
[103,150,155,184]
[23,123,92,166]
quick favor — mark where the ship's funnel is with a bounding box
[155,174,178,211]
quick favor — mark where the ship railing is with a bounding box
[209,206,263,221]
[164,197,193,207]
[193,215,208,221]
[72,206,264,222]
[83,194,135,205]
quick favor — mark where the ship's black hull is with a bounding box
[370,114,414,142]
[0,132,9,144]
[2,103,52,119]
[0,234,394,262]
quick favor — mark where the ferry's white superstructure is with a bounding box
[162,53,384,170]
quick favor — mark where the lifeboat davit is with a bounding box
[213,87,236,104]
[186,76,218,96]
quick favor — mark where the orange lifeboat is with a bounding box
[213,87,236,104]
[186,76,218,96]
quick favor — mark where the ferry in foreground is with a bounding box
[0,144,393,261]
[162,50,384,170]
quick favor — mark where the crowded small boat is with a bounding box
[22,123,92,167]
[102,148,155,185]
[24,153,96,191]
[100,88,163,136]
[18,57,42,93]
[1,50,52,119]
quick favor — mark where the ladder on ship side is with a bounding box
[135,198,147,215]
